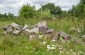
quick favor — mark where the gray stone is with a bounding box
[10,23,21,30]
[44,32,60,40]
[22,24,29,30]
[58,31,71,40]
[37,21,47,27]
[46,29,54,34]
[3,25,13,33]
[39,26,48,34]
[12,30,20,35]
[52,32,60,40]
[24,27,39,34]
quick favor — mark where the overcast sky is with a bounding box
[0,0,80,16]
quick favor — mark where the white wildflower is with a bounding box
[51,39,56,42]
[47,45,56,51]
[39,35,43,39]
[67,41,70,43]
[42,41,46,44]
[59,48,63,50]
[52,18,55,20]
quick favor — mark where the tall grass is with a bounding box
[0,17,85,55]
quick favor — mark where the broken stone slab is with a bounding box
[37,21,47,27]
[24,27,39,34]
[58,31,71,40]
[3,25,13,33]
[12,30,21,35]
[22,24,29,30]
[10,23,21,30]
[44,32,60,40]
[32,24,37,28]
[39,26,48,34]
[45,29,54,34]
[52,32,60,41]
[32,21,48,34]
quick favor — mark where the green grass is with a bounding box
[0,18,85,55]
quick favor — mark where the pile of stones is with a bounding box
[3,21,71,41]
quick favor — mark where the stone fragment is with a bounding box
[58,31,71,40]
[37,21,47,27]
[10,23,21,30]
[35,21,48,34]
[22,24,28,30]
[12,30,20,35]
[3,25,13,33]
[24,28,39,34]
[46,29,54,34]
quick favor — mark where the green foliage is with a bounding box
[0,18,85,55]
[42,3,55,11]
[69,0,85,18]
[50,6,61,15]
[41,3,61,15]
[40,10,52,20]
[19,4,36,19]
[8,12,15,19]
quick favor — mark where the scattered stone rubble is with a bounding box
[3,21,71,41]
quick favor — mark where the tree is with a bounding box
[8,12,14,18]
[19,4,36,19]
[69,0,85,18]
[50,6,61,15]
[42,3,55,11]
[41,3,61,15]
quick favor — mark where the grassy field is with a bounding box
[0,18,85,55]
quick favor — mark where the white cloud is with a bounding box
[0,0,80,16]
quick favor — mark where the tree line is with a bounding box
[0,0,85,19]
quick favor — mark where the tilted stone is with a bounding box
[58,31,71,40]
[12,30,21,35]
[10,23,21,30]
[3,25,13,33]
